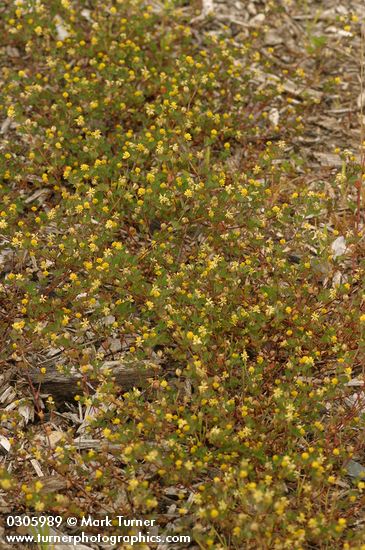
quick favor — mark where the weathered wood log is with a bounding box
[27,360,160,402]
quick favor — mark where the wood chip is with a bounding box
[0,436,11,454]
[48,431,65,448]
[28,359,160,401]
[30,459,44,477]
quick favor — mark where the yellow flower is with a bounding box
[128,478,139,490]
[299,356,314,365]
[146,498,157,509]
[12,320,25,331]
[1,479,12,490]
[103,428,112,438]
[34,480,43,492]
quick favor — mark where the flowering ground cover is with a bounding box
[1,0,365,548]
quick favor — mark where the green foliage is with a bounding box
[0,1,365,548]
